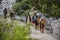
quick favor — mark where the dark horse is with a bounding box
[32,13,40,30]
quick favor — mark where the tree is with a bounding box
[13,0,30,16]
[14,0,60,18]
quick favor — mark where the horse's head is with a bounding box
[41,18,46,23]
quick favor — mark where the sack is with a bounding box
[32,18,36,24]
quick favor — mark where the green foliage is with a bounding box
[13,0,30,16]
[16,0,21,2]
[11,25,31,40]
[14,0,60,18]
[0,20,33,40]
[0,20,14,40]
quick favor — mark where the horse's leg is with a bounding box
[40,26,41,32]
[35,24,38,30]
[40,23,42,32]
[42,26,44,33]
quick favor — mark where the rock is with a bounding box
[21,16,26,22]
[51,19,60,40]
[14,15,21,20]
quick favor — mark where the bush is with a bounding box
[0,20,33,40]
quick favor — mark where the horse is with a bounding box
[40,18,46,33]
[32,16,40,30]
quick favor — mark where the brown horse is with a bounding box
[40,18,46,33]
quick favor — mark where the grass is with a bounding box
[0,20,35,40]
[27,22,32,26]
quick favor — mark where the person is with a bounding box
[40,18,46,33]
[32,13,37,24]
[3,8,7,19]
[26,13,31,24]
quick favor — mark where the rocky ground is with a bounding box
[51,19,60,40]
[30,26,57,40]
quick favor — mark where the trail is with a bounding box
[30,26,57,40]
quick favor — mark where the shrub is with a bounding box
[0,20,32,40]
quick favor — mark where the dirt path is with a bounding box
[30,26,57,40]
